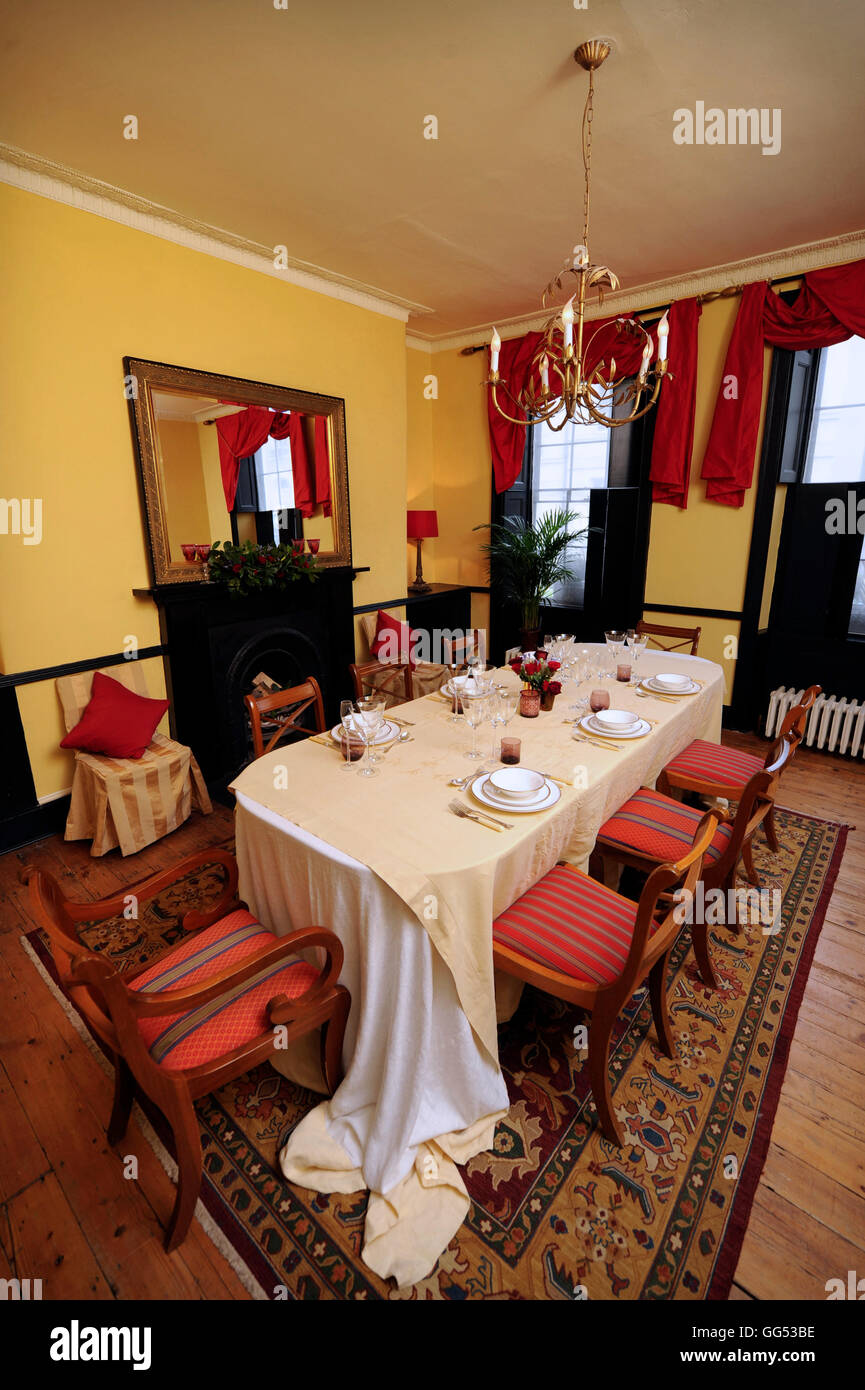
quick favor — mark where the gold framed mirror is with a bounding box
[125,357,352,585]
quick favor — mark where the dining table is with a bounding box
[229,643,725,1286]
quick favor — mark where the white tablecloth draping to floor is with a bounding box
[234,790,510,1286]
[231,645,725,1286]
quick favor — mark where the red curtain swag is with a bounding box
[700,259,865,507]
[487,298,700,508]
[216,405,331,518]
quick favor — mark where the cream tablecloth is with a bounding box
[230,645,724,1285]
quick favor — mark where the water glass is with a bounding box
[339,699,362,767]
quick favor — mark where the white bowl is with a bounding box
[654,672,690,690]
[487,768,546,800]
[594,708,640,731]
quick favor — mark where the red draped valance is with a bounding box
[700,259,865,506]
[216,405,331,518]
[488,298,701,509]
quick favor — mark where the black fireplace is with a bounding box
[136,571,357,788]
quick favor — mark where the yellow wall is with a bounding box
[158,419,210,562]
[0,183,407,799]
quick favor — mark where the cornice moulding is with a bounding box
[406,228,865,352]
[0,143,432,324]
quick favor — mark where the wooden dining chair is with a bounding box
[443,629,486,669]
[349,659,413,707]
[244,676,326,760]
[28,849,350,1252]
[493,812,718,1146]
[656,686,819,854]
[635,620,701,656]
[588,738,793,989]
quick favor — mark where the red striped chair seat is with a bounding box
[663,738,763,791]
[598,787,734,865]
[131,909,319,1070]
[493,866,655,986]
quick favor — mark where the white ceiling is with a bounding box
[1,0,864,336]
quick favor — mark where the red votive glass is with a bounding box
[500,736,521,764]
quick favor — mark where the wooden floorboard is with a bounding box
[0,735,863,1302]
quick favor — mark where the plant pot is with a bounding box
[540,691,556,712]
[520,627,542,653]
[519,689,540,718]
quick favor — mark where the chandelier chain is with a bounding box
[582,70,594,255]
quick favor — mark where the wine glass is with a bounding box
[444,663,463,723]
[462,690,490,761]
[355,697,384,777]
[604,629,627,678]
[569,652,592,715]
[627,629,649,686]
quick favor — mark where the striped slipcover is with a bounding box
[57,665,212,857]
[131,909,319,1070]
[358,613,448,701]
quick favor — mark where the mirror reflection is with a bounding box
[151,389,336,568]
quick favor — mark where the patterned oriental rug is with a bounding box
[24,806,846,1300]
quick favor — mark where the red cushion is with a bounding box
[371,609,417,668]
[597,787,733,865]
[493,866,650,986]
[60,671,169,760]
[663,739,763,792]
[131,909,320,1070]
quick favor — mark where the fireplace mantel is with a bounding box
[137,570,361,787]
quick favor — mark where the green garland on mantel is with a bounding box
[206,539,320,597]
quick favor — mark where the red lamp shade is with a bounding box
[407,509,438,540]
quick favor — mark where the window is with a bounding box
[254,436,295,512]
[803,335,865,484]
[531,407,612,607]
[851,540,865,637]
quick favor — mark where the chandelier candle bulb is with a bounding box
[540,354,550,393]
[562,297,575,350]
[490,327,501,375]
[657,311,670,364]
[639,341,651,382]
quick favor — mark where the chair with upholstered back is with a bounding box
[56,665,211,857]
[28,849,350,1252]
[357,611,446,698]
[635,620,701,655]
[492,812,719,1146]
[442,629,486,669]
[244,677,326,760]
[590,738,793,989]
[349,659,413,708]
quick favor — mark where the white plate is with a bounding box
[580,714,652,740]
[641,676,701,696]
[330,719,398,746]
[470,772,561,814]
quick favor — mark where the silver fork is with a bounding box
[448,799,512,831]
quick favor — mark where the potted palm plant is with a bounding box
[475,509,581,651]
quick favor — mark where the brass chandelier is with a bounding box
[487,40,669,432]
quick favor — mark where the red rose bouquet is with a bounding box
[509,652,562,695]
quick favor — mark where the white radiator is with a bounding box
[765,686,865,759]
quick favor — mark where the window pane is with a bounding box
[254,435,296,514]
[803,337,865,483]
[531,411,612,607]
[850,539,865,637]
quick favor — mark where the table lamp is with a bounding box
[406,509,438,593]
